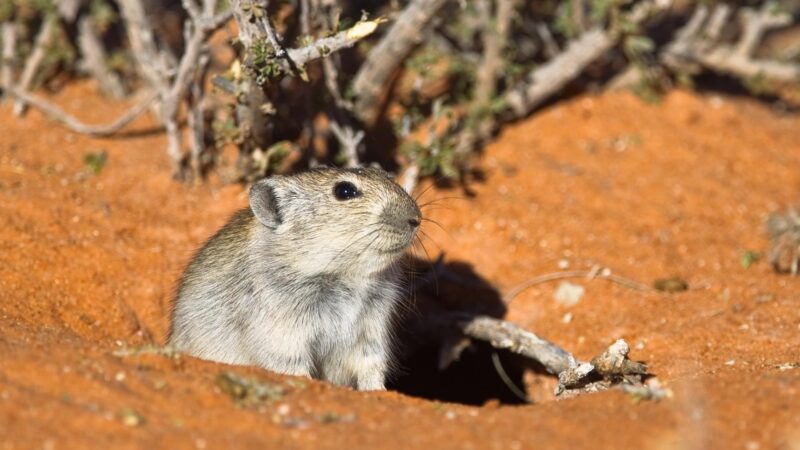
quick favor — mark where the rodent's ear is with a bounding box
[249,180,282,228]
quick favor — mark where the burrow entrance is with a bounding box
[387,258,541,406]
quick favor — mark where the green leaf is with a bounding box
[83,150,108,175]
[741,250,761,269]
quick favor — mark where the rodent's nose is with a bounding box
[408,217,421,229]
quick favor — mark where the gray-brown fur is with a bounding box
[170,167,421,390]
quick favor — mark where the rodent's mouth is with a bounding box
[381,235,416,254]
[376,227,417,255]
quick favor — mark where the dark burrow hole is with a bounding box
[386,258,541,406]
[388,341,529,406]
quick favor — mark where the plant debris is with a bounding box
[215,372,286,407]
[654,277,689,293]
[449,313,650,399]
[83,150,108,175]
[112,345,179,359]
[777,362,800,371]
[619,379,672,403]
[741,250,761,269]
[556,339,649,396]
[118,408,144,426]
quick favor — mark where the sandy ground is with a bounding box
[1,82,799,449]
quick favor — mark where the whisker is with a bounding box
[357,233,382,269]
[417,196,467,209]
[412,174,453,202]
[414,235,440,296]
[415,234,434,264]
[413,181,437,203]
[420,217,450,238]
[417,228,442,252]
[322,223,382,272]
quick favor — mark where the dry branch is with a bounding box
[233,0,385,74]
[351,0,449,125]
[117,0,231,173]
[320,31,364,168]
[453,0,518,165]
[458,315,577,375]
[663,3,800,85]
[165,2,231,167]
[505,33,603,117]
[590,339,648,377]
[187,52,212,180]
[1,22,15,99]
[228,0,273,161]
[556,339,647,396]
[13,16,57,116]
[329,121,364,168]
[536,22,560,59]
[56,0,83,23]
[116,0,169,90]
[504,0,667,119]
[399,163,420,194]
[77,17,126,98]
[229,0,384,177]
[450,314,649,397]
[5,87,157,136]
[474,0,518,106]
[287,19,386,70]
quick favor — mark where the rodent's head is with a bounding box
[249,167,421,276]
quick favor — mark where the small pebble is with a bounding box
[554,281,584,307]
[118,408,144,427]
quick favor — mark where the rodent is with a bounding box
[169,167,421,390]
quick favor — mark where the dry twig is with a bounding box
[187,52,212,180]
[116,0,169,90]
[117,0,232,173]
[458,315,577,375]
[474,0,518,106]
[664,3,799,85]
[77,16,126,99]
[556,339,648,396]
[228,1,385,176]
[447,314,648,398]
[504,0,668,119]
[502,266,653,303]
[329,121,364,168]
[316,4,366,168]
[287,19,386,69]
[13,16,57,116]
[0,21,16,99]
[351,0,448,125]
[5,87,157,136]
[536,22,560,59]
[453,0,518,162]
[399,163,421,194]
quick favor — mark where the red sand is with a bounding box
[1,82,799,449]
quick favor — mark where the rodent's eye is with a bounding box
[333,181,361,201]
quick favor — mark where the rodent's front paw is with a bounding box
[357,382,386,391]
[356,375,386,391]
